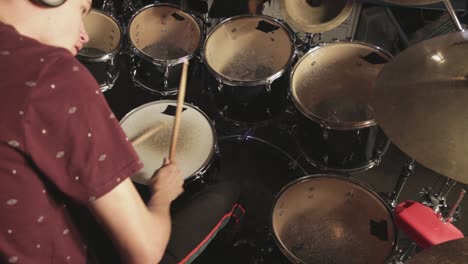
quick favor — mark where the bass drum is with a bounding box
[272,175,398,264]
[77,9,123,92]
[290,42,392,172]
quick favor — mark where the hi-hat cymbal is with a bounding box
[383,0,442,6]
[374,30,468,184]
[279,0,354,33]
[407,238,468,264]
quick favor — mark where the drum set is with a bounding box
[78,0,467,263]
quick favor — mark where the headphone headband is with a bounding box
[34,0,67,7]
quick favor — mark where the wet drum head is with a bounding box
[128,4,202,65]
[290,42,392,129]
[204,15,295,86]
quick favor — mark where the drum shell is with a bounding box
[79,57,119,92]
[209,71,289,124]
[271,174,398,264]
[295,114,389,172]
[130,55,194,96]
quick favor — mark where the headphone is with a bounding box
[33,0,67,7]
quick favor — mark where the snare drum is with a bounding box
[120,100,217,186]
[272,175,397,264]
[128,4,202,95]
[291,42,392,172]
[78,9,122,92]
[203,15,295,124]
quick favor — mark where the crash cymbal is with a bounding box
[407,238,468,264]
[383,0,442,5]
[374,30,468,184]
[279,0,354,33]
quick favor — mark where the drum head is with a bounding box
[120,101,216,185]
[129,4,201,64]
[272,175,396,263]
[204,15,294,84]
[291,42,392,129]
[79,9,122,58]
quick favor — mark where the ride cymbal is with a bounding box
[374,30,468,184]
[279,0,354,33]
[407,238,468,264]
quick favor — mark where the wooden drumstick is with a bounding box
[131,123,165,146]
[169,60,189,162]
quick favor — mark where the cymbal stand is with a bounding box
[442,0,465,32]
[420,177,457,214]
[386,159,415,208]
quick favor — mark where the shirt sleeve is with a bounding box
[22,53,143,204]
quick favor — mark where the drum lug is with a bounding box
[164,65,170,89]
[322,127,329,141]
[323,155,329,166]
[219,105,228,117]
[265,81,272,93]
[217,80,224,92]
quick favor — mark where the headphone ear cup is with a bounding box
[34,0,67,7]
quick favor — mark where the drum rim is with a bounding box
[77,9,123,63]
[290,40,393,130]
[128,3,203,67]
[202,14,297,87]
[270,174,399,263]
[119,100,218,185]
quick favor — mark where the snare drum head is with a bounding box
[129,4,201,62]
[120,101,215,185]
[79,9,122,57]
[272,175,396,263]
[291,42,392,129]
[204,15,294,84]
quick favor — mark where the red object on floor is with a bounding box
[394,200,464,249]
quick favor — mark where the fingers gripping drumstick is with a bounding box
[169,60,189,162]
[130,123,165,146]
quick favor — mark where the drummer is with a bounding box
[0,0,241,263]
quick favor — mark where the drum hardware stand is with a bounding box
[101,0,117,16]
[444,189,466,223]
[388,241,417,264]
[120,0,143,27]
[442,0,465,32]
[385,159,416,208]
[298,33,322,52]
[420,177,457,215]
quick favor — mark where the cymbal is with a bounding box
[407,238,468,264]
[279,0,354,33]
[383,0,442,5]
[374,30,468,184]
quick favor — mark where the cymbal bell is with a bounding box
[374,30,468,184]
[279,0,354,33]
[407,238,468,264]
[383,0,442,5]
